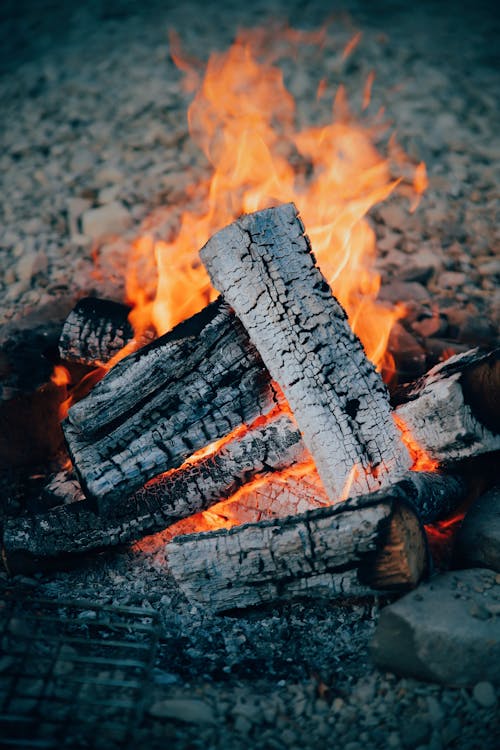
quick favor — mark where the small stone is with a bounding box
[331,697,345,713]
[67,197,92,236]
[396,246,443,284]
[379,204,408,228]
[472,681,497,708]
[148,698,215,724]
[387,731,401,748]
[234,715,252,735]
[438,271,466,289]
[400,718,431,748]
[15,252,34,284]
[96,166,124,185]
[81,201,132,240]
[98,184,121,204]
[426,696,444,726]
[379,281,430,304]
[477,259,500,277]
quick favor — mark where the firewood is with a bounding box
[2,414,308,570]
[394,348,500,464]
[59,297,134,364]
[64,298,280,512]
[165,476,437,613]
[200,203,411,500]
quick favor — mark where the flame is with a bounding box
[124,26,424,374]
[58,27,437,548]
[393,414,439,472]
[50,365,71,387]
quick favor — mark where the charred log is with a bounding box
[2,414,307,570]
[200,203,411,499]
[64,298,281,513]
[59,297,135,364]
[165,477,435,613]
[394,348,500,464]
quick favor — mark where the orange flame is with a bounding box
[50,365,71,387]
[393,414,439,472]
[124,26,424,374]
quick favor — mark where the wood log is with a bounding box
[394,348,500,464]
[165,476,439,613]
[2,414,308,569]
[64,298,281,512]
[58,297,134,364]
[200,203,411,500]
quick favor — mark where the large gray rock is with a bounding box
[371,568,500,686]
[454,486,500,572]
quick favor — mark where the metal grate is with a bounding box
[0,587,159,749]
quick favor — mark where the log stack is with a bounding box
[2,204,499,611]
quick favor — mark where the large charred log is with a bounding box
[200,203,411,499]
[64,298,281,513]
[1,465,467,574]
[165,477,438,613]
[2,414,307,571]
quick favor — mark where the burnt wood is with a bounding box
[200,203,411,499]
[59,297,134,364]
[2,414,307,569]
[394,348,500,464]
[165,477,435,613]
[64,298,281,512]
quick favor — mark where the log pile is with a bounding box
[2,203,499,610]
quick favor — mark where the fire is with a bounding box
[125,25,424,373]
[50,365,71,387]
[51,26,438,543]
[393,414,439,472]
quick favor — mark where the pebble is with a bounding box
[81,201,132,240]
[472,682,497,708]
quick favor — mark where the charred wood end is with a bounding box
[59,297,133,364]
[360,502,427,590]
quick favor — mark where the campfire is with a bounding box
[2,29,498,617]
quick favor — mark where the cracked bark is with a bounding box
[200,203,411,500]
[63,297,281,513]
[165,476,436,613]
[58,297,135,364]
[394,348,500,464]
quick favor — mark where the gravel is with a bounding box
[1,1,499,748]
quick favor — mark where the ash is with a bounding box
[0,0,499,748]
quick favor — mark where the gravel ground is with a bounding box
[1,1,499,748]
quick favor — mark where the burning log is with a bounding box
[2,414,307,569]
[165,475,444,613]
[200,203,411,499]
[394,348,500,464]
[62,208,498,519]
[64,298,280,513]
[1,463,467,574]
[59,297,134,364]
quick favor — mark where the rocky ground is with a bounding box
[0,0,499,748]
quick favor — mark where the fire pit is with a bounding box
[0,1,499,748]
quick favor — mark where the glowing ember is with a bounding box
[393,414,439,472]
[50,365,71,388]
